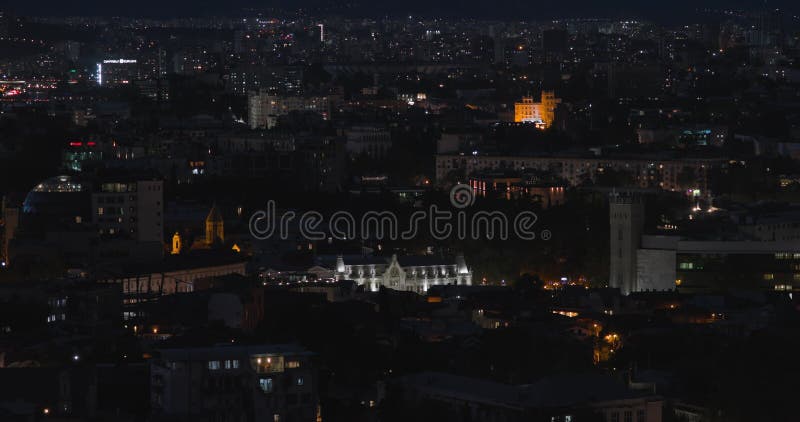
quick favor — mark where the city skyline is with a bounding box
[5,0,800,21]
[1,3,799,421]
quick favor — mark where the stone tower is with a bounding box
[609,193,644,295]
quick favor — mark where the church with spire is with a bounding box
[204,203,224,247]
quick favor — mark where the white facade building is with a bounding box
[334,254,472,293]
[248,92,332,129]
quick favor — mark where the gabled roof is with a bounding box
[206,203,223,223]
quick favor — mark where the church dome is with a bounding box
[23,175,86,215]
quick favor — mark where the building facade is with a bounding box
[638,236,800,293]
[205,204,224,246]
[396,372,662,422]
[436,153,719,197]
[513,91,561,128]
[248,92,332,129]
[334,254,472,293]
[151,344,318,422]
[92,180,163,243]
[609,194,645,295]
[344,126,392,159]
[611,200,800,294]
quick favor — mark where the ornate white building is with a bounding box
[334,254,472,293]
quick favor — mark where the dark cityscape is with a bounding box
[0,2,799,421]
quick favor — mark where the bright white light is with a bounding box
[103,59,137,64]
[97,63,102,86]
[72,354,79,361]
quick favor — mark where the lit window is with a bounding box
[763,273,775,281]
[259,378,274,393]
[286,361,300,369]
[208,361,221,370]
[296,377,304,386]
[679,262,693,270]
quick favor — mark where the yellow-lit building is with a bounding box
[513,91,561,129]
[171,232,182,255]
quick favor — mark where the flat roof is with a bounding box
[158,344,311,361]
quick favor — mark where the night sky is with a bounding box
[6,0,799,21]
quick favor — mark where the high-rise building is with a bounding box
[97,59,139,86]
[609,194,644,295]
[248,92,332,129]
[92,180,163,243]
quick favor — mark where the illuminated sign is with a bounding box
[69,141,97,147]
[102,59,137,64]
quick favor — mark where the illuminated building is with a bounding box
[204,204,224,246]
[98,256,247,305]
[97,59,139,86]
[333,254,471,293]
[228,66,304,96]
[62,141,101,172]
[22,175,89,225]
[513,91,561,128]
[636,237,800,294]
[609,194,644,295]
[0,80,25,97]
[435,153,719,196]
[468,171,566,208]
[613,199,800,294]
[248,92,331,129]
[171,232,182,255]
[151,344,318,422]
